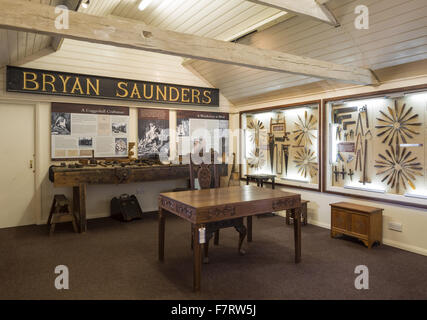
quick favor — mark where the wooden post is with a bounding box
[79,184,87,233]
[158,207,165,262]
[247,216,253,242]
[292,207,302,263]
[73,184,87,233]
[192,224,202,292]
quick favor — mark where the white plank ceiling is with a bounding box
[0,0,63,66]
[81,0,286,41]
[187,0,427,103]
[0,0,426,104]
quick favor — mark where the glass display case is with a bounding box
[240,101,320,190]
[325,89,427,208]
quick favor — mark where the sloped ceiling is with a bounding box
[186,0,427,104]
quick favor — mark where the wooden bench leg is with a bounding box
[302,203,308,225]
[286,209,291,225]
[73,184,87,233]
[192,224,202,292]
[158,208,166,262]
[247,216,252,242]
[203,242,209,264]
[214,230,219,246]
[49,223,56,236]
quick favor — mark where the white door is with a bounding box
[0,103,35,228]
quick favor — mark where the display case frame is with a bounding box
[322,84,427,209]
[239,100,322,192]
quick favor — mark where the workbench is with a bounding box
[49,163,200,232]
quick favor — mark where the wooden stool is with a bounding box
[47,195,78,236]
[286,200,309,226]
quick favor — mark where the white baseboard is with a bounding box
[382,239,427,257]
[308,219,427,257]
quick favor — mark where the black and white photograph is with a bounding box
[112,122,127,134]
[138,108,170,158]
[115,137,127,156]
[78,137,93,148]
[138,120,169,158]
[177,119,189,137]
[51,112,71,135]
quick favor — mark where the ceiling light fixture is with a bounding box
[138,0,152,11]
[81,0,90,9]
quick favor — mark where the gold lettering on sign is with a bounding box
[169,87,179,102]
[42,73,57,92]
[202,90,212,104]
[130,83,141,99]
[181,88,190,103]
[23,72,39,90]
[143,84,154,99]
[71,77,84,94]
[156,86,167,101]
[86,78,100,95]
[116,82,129,98]
[59,75,71,93]
[192,89,200,104]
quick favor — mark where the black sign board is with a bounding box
[6,66,220,107]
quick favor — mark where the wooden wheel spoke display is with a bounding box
[247,119,266,169]
[293,110,317,147]
[293,147,318,178]
[374,145,423,194]
[375,101,421,145]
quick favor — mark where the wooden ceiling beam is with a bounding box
[0,0,378,85]
[51,0,82,51]
[246,0,339,27]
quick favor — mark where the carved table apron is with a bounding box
[158,185,302,292]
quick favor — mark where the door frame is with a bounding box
[0,99,40,225]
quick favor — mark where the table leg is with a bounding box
[292,207,301,263]
[272,177,275,189]
[158,207,165,262]
[73,184,87,233]
[214,230,219,245]
[192,224,202,292]
[246,176,249,185]
[247,216,252,242]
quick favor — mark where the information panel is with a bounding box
[51,102,129,160]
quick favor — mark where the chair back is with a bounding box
[189,150,219,190]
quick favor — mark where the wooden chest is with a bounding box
[330,202,383,248]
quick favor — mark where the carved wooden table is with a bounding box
[158,185,302,292]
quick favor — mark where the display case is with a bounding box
[324,87,427,208]
[240,101,321,190]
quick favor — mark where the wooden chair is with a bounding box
[189,151,246,263]
[47,194,78,235]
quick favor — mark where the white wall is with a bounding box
[234,75,427,257]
